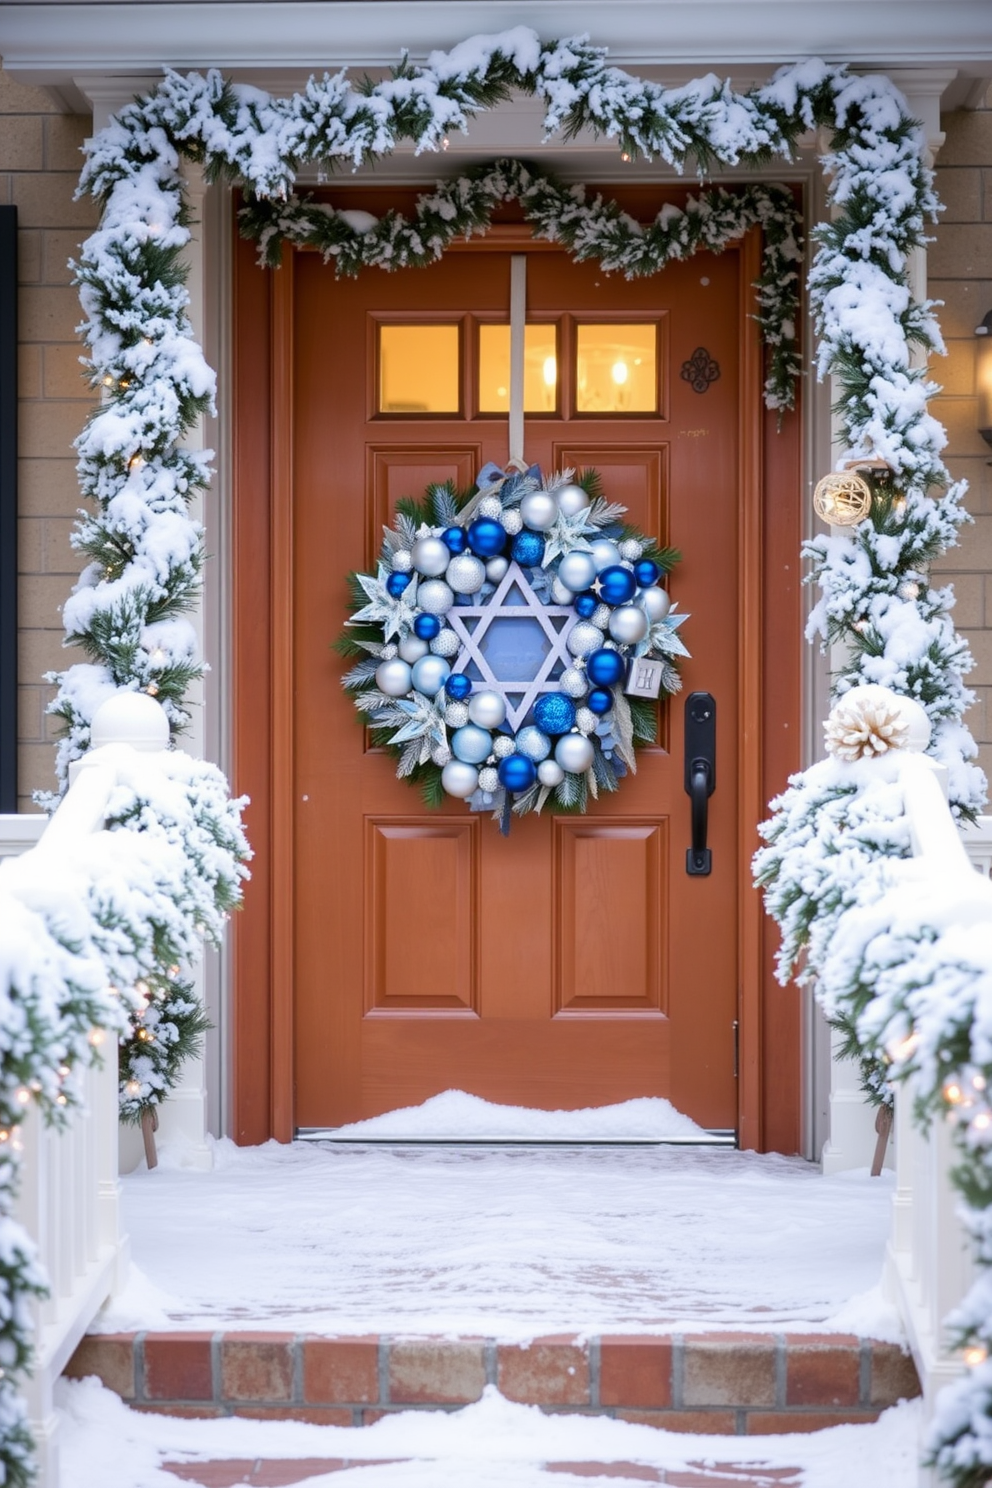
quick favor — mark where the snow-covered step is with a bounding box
[64,1330,919,1435]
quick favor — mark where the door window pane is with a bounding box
[576,324,657,413]
[379,325,460,413]
[478,324,559,413]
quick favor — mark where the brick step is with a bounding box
[65,1330,920,1437]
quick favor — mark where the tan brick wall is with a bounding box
[930,91,992,785]
[1,66,97,809]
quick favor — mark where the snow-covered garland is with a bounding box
[339,468,686,825]
[241,159,803,414]
[0,749,248,1486]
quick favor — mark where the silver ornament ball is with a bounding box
[486,556,509,583]
[478,495,503,518]
[446,553,486,595]
[515,726,551,761]
[559,667,588,699]
[375,658,412,697]
[398,634,429,664]
[431,742,452,767]
[430,628,460,657]
[575,707,598,735]
[591,603,612,631]
[411,655,451,696]
[589,538,622,572]
[639,586,671,623]
[410,536,450,577]
[391,550,413,573]
[478,766,500,793]
[451,724,493,764]
[500,508,523,536]
[380,643,398,660]
[519,490,559,532]
[444,701,469,728]
[493,735,516,759]
[567,621,604,658]
[556,484,591,519]
[441,760,479,799]
[551,577,574,605]
[619,538,644,561]
[557,551,598,593]
[555,732,595,774]
[417,579,455,615]
[608,603,649,645]
[468,689,507,729]
[538,759,565,787]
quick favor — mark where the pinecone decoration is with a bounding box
[823,685,909,761]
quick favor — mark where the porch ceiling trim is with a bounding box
[2,1,991,84]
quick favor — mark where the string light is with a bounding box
[944,1081,964,1105]
[128,455,144,473]
[965,1345,988,1367]
[88,1029,105,1047]
[146,683,160,696]
[887,1032,919,1062]
[0,1131,10,1145]
[975,1075,988,1092]
[14,1089,29,1107]
[125,1080,141,1096]
[974,1113,991,1131]
[56,1094,67,1107]
[899,581,920,600]
[58,1065,70,1078]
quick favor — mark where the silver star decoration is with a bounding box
[541,509,597,567]
[445,561,579,731]
[348,564,419,641]
[635,607,691,661]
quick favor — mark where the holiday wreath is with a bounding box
[339,466,686,826]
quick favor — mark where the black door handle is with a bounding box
[684,692,716,876]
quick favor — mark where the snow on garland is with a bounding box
[240,159,803,414]
[0,747,248,1486]
[338,467,686,827]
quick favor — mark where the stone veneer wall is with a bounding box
[931,87,992,788]
[1,66,97,812]
[1,67,991,803]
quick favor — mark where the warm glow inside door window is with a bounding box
[576,325,657,413]
[379,325,460,413]
[478,324,559,413]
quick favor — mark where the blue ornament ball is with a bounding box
[413,613,441,641]
[586,648,626,687]
[586,688,613,715]
[633,558,661,588]
[497,754,538,793]
[441,526,468,554]
[445,673,472,701]
[533,692,577,736]
[467,517,507,558]
[597,564,638,606]
[511,530,545,567]
[573,592,598,619]
[386,570,412,598]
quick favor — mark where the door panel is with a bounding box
[292,241,742,1132]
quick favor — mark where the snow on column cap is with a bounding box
[90,689,170,752]
[824,684,932,762]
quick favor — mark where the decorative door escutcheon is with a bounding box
[680,347,720,394]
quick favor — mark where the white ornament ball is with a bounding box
[516,726,551,761]
[556,484,591,518]
[560,667,588,699]
[557,551,598,593]
[451,724,493,764]
[446,553,486,595]
[501,508,523,536]
[431,742,452,767]
[398,634,429,663]
[591,603,612,631]
[375,658,412,696]
[555,733,595,774]
[493,734,516,759]
[417,579,455,615]
[430,628,460,657]
[538,759,565,787]
[444,701,469,728]
[551,577,574,605]
[411,655,451,696]
[486,556,509,583]
[411,536,450,577]
[639,586,671,623]
[478,496,503,518]
[392,550,413,573]
[609,603,649,645]
[441,760,479,798]
[468,689,507,729]
[619,538,644,561]
[520,490,559,532]
[567,621,604,658]
[590,538,622,572]
[576,707,597,735]
[478,766,500,793]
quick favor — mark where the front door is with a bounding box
[289,230,746,1133]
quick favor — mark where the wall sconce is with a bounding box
[977,310,992,449]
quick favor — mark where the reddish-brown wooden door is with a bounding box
[289,238,746,1133]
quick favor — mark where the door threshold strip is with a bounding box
[294,1129,738,1147]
